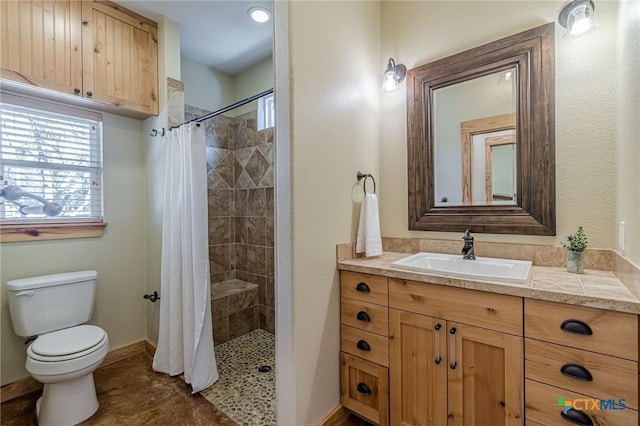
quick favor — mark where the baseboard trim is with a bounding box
[1,340,148,403]
[144,340,157,357]
[318,404,352,426]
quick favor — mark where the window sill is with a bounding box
[0,222,107,243]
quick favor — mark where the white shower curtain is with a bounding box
[153,123,218,393]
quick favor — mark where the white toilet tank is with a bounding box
[7,270,98,337]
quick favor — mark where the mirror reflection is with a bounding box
[433,68,517,206]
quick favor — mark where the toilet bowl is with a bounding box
[26,325,110,426]
[7,270,108,425]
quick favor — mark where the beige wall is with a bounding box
[232,56,274,116]
[289,1,380,423]
[380,1,619,249]
[0,113,147,385]
[181,55,273,117]
[616,0,640,264]
[181,56,235,112]
[143,16,181,347]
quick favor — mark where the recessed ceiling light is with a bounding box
[248,6,271,23]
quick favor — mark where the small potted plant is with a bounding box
[562,226,588,273]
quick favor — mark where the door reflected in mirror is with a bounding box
[433,68,517,207]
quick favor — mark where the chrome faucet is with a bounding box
[461,229,475,260]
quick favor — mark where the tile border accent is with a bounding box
[0,340,147,403]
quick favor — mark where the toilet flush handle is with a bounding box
[15,290,34,297]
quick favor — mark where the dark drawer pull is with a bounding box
[86,90,93,97]
[355,282,370,293]
[356,340,371,351]
[357,382,372,395]
[560,408,593,426]
[356,311,371,322]
[560,319,593,336]
[560,363,593,381]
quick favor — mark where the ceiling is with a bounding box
[114,1,274,75]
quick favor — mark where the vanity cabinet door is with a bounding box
[0,0,83,95]
[81,1,158,115]
[389,309,448,426]
[447,322,523,426]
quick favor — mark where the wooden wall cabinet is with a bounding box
[0,0,158,117]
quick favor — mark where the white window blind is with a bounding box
[0,100,103,223]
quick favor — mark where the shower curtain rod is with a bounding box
[170,88,274,130]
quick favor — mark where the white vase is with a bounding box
[567,250,584,274]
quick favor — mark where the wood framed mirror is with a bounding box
[407,23,555,235]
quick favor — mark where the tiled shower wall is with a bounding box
[185,105,275,335]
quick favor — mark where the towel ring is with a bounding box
[356,171,376,194]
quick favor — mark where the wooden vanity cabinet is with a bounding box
[389,279,523,426]
[340,270,640,426]
[524,299,639,425]
[0,0,158,117]
[340,271,390,425]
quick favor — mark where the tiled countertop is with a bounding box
[338,252,640,314]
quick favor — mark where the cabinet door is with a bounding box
[1,0,82,95]
[81,1,158,115]
[389,309,447,426]
[447,323,523,426]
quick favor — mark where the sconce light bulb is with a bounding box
[383,72,398,92]
[569,14,592,34]
[559,1,595,36]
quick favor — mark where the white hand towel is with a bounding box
[356,193,383,257]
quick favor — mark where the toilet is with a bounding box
[7,270,109,426]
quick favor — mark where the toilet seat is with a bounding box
[26,326,109,377]
[28,325,106,362]
[27,325,107,362]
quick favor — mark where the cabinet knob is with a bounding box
[356,340,371,352]
[86,91,93,97]
[356,311,371,322]
[560,319,593,336]
[356,382,372,395]
[355,282,370,293]
[560,408,593,426]
[560,363,593,381]
[73,88,81,94]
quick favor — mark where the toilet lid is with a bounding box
[31,325,106,357]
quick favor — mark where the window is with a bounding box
[257,93,275,131]
[0,95,105,242]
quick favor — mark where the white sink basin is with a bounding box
[390,252,532,284]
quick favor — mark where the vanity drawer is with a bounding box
[525,299,638,361]
[526,380,638,426]
[341,271,388,306]
[341,352,389,426]
[342,325,389,367]
[389,278,523,335]
[525,339,638,410]
[341,298,389,336]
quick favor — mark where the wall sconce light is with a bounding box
[559,0,596,36]
[382,58,406,93]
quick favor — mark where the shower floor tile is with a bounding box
[201,329,275,426]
